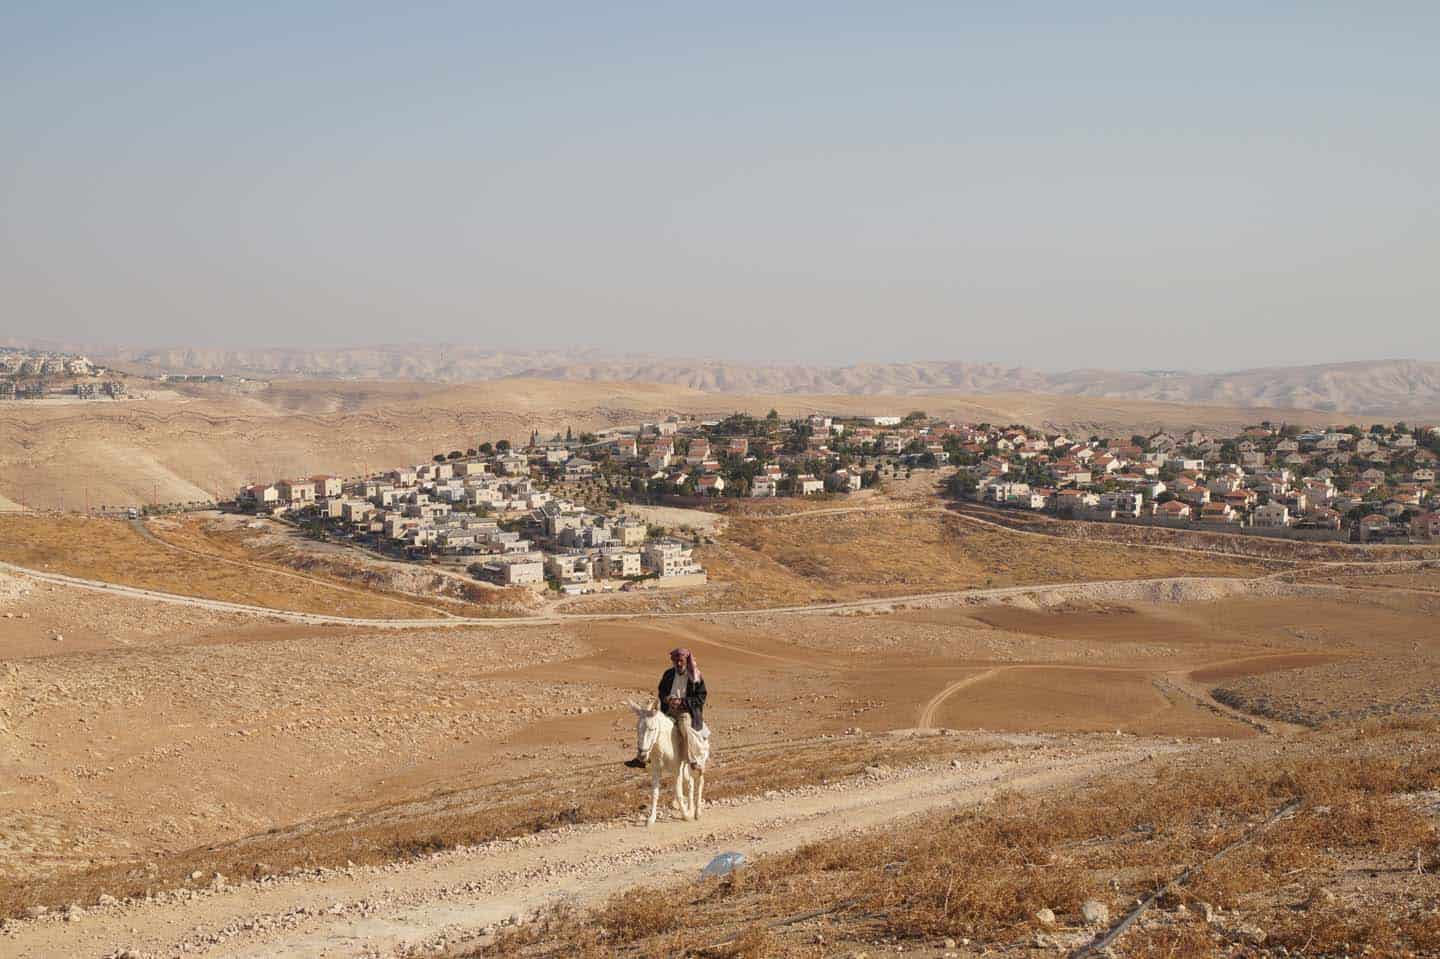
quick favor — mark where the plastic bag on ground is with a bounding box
[701,851,746,877]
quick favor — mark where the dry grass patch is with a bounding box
[476,726,1440,957]
[0,514,434,617]
[155,516,531,615]
[685,511,1272,610]
[0,732,978,921]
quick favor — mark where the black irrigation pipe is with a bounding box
[1068,797,1302,958]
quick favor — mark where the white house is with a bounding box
[1251,503,1291,528]
[644,538,703,577]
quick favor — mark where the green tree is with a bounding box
[947,472,978,499]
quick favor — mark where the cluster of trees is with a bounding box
[430,440,510,463]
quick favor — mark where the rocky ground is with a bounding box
[3,536,1439,957]
[0,733,1166,958]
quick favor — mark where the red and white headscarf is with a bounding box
[670,647,702,683]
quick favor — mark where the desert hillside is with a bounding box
[0,379,1341,510]
[24,340,1437,417]
[520,358,1440,417]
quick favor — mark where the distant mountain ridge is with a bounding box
[11,340,1438,417]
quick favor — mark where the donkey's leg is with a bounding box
[646,765,661,827]
[675,763,694,820]
[693,769,705,821]
[669,723,686,811]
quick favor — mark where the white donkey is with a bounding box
[627,699,707,827]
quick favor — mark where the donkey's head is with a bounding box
[627,699,665,762]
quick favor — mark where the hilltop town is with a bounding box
[952,420,1439,542]
[0,348,128,400]
[242,412,1439,590]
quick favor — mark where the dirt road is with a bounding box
[914,656,1321,736]
[128,517,459,618]
[0,556,1322,627]
[2,735,1177,958]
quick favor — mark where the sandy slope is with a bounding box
[1,735,1174,959]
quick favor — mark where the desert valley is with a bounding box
[2,366,1440,958]
[7,7,1440,954]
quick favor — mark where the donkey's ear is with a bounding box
[625,700,645,716]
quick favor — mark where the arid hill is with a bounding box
[0,379,1342,510]
[28,339,1437,417]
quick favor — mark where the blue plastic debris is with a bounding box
[701,851,747,877]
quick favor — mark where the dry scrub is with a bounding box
[0,514,513,617]
[573,511,1273,613]
[952,502,1440,565]
[478,723,1440,958]
[0,732,981,921]
[157,516,535,615]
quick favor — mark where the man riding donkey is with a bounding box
[625,647,707,770]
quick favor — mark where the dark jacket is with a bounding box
[658,667,706,731]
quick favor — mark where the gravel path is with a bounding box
[1,736,1181,958]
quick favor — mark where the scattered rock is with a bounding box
[1232,923,1267,946]
[1305,887,1337,910]
[1081,899,1110,925]
[23,905,47,919]
[1035,907,1057,927]
[190,870,205,881]
[944,937,957,949]
[53,633,64,642]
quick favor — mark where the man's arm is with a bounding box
[689,678,707,709]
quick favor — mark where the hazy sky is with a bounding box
[3,4,1437,369]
